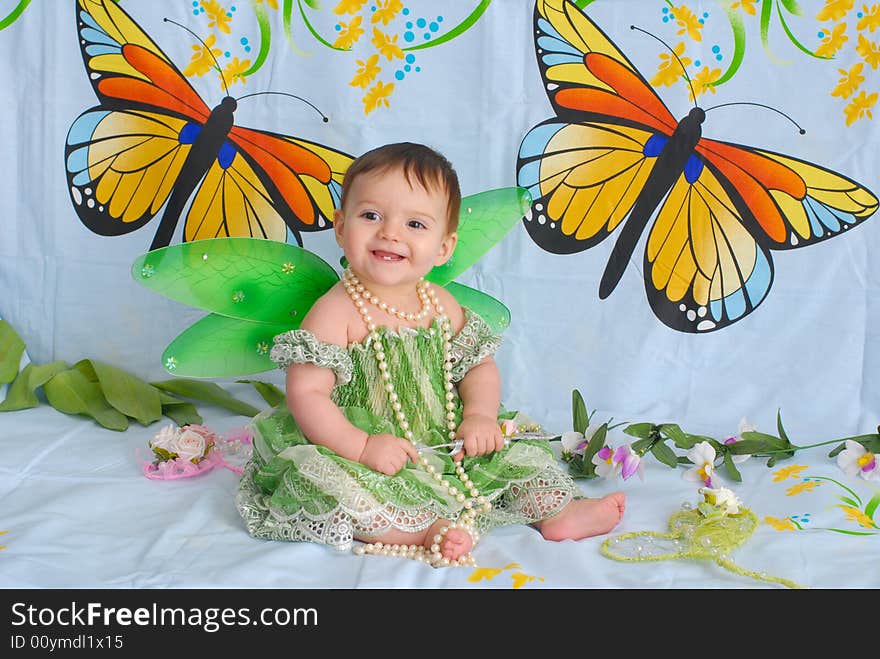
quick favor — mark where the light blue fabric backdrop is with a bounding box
[1,0,877,447]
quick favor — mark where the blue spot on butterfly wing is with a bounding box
[179,122,201,144]
[708,242,771,322]
[643,134,667,157]
[683,155,704,184]
[78,9,105,33]
[218,141,236,169]
[518,123,568,198]
[81,27,119,47]
[541,52,586,66]
[536,35,582,57]
[85,44,121,56]
[804,196,850,236]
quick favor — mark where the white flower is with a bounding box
[722,417,754,464]
[682,441,717,486]
[699,486,741,516]
[561,422,603,456]
[171,427,208,463]
[591,445,621,479]
[836,440,880,481]
[150,424,181,452]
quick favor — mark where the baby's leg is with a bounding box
[534,492,626,541]
[354,518,473,561]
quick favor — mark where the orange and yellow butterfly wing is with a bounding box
[67,0,353,248]
[518,120,662,252]
[520,0,878,332]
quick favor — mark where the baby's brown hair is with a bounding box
[339,142,462,233]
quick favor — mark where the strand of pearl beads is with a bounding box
[343,269,492,567]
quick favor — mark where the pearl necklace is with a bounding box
[342,268,491,567]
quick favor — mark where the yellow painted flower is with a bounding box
[183,33,221,77]
[785,480,821,496]
[730,0,757,15]
[333,0,367,15]
[373,0,403,25]
[203,0,232,35]
[255,0,278,9]
[837,505,877,528]
[650,41,692,87]
[334,15,364,50]
[372,27,405,60]
[815,23,849,58]
[764,515,797,531]
[816,0,855,21]
[858,4,880,31]
[350,54,381,88]
[673,5,704,42]
[857,33,880,67]
[467,563,520,582]
[222,57,250,86]
[772,464,808,482]
[689,65,721,101]
[363,80,394,114]
[831,62,865,98]
[844,89,878,124]
[510,572,545,589]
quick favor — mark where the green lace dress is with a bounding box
[236,308,579,551]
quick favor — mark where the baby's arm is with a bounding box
[434,288,504,460]
[286,289,418,474]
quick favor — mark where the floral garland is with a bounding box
[561,389,880,486]
[139,424,253,480]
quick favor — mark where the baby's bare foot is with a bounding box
[536,492,626,541]
[426,520,473,561]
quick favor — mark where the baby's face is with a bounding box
[334,166,457,292]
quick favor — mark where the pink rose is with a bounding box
[171,427,210,463]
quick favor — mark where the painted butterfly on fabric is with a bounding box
[65,0,353,251]
[517,0,878,333]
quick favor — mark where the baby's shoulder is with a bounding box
[430,284,466,333]
[299,283,356,347]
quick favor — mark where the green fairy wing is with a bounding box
[427,187,531,286]
[444,281,510,334]
[132,237,338,323]
[428,186,530,332]
[132,238,338,377]
[132,188,530,377]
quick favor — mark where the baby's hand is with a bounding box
[359,433,420,476]
[454,414,505,461]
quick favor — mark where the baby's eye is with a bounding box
[407,219,426,230]
[362,211,380,221]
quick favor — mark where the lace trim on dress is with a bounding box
[449,309,502,382]
[270,329,354,385]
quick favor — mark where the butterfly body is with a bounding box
[150,97,237,250]
[518,0,877,332]
[66,0,353,250]
[599,106,705,298]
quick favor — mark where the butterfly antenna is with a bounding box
[630,25,697,109]
[163,18,229,96]
[703,102,806,134]
[236,91,329,123]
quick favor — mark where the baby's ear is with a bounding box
[333,209,344,245]
[435,232,457,266]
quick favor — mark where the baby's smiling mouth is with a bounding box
[372,249,405,261]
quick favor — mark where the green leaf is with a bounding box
[741,431,787,450]
[78,359,163,425]
[776,410,791,443]
[579,423,607,478]
[237,379,285,407]
[722,451,743,482]
[0,319,26,384]
[151,379,260,417]
[0,361,67,411]
[623,423,652,439]
[727,438,769,454]
[571,389,589,434]
[649,440,679,469]
[43,369,129,431]
[630,438,651,454]
[158,392,204,426]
